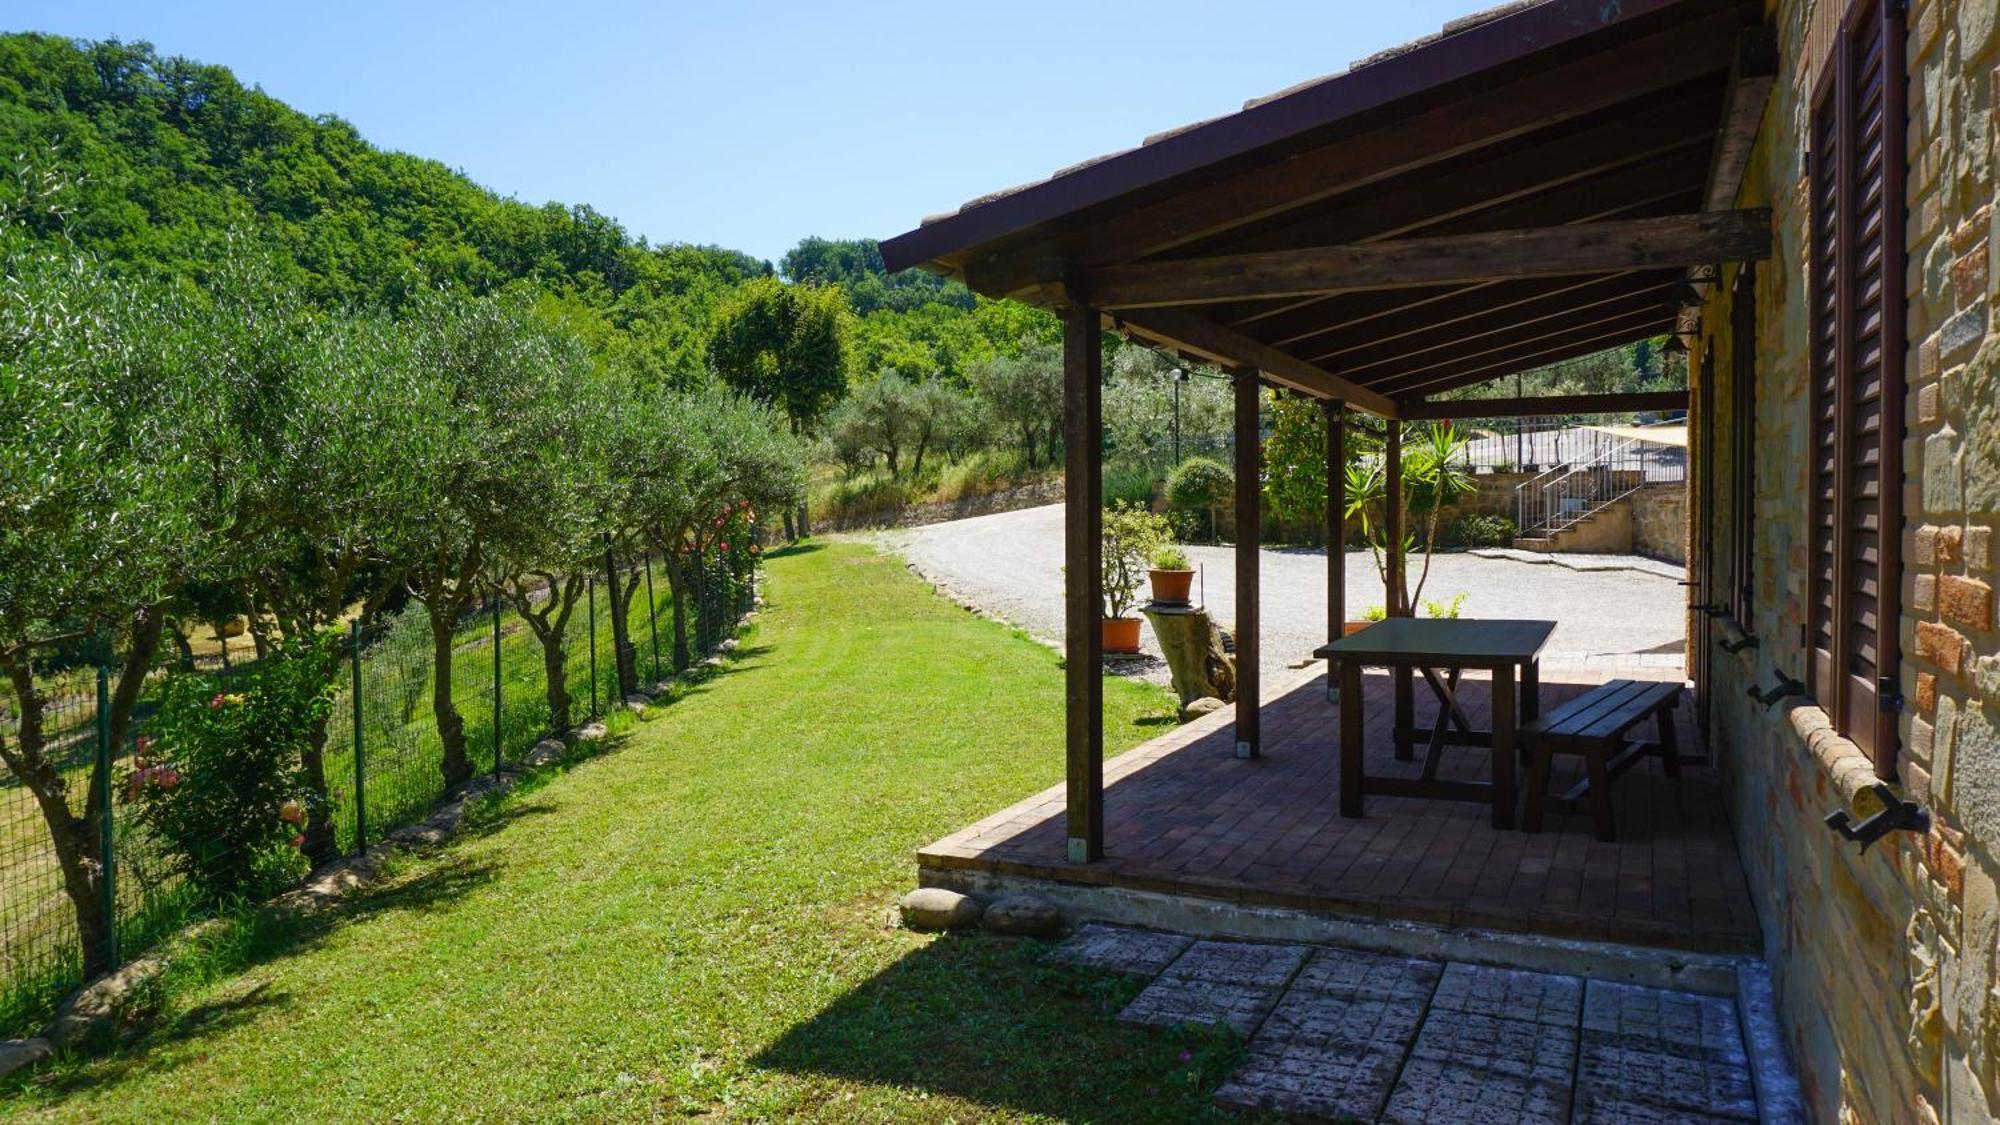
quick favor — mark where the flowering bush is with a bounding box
[128,639,338,903]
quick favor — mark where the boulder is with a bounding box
[1182,696,1228,722]
[48,956,166,1048]
[574,721,610,743]
[983,894,1063,937]
[623,693,652,714]
[899,887,983,931]
[0,1038,51,1080]
[525,738,566,767]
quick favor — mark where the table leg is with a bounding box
[1490,663,1516,830]
[1520,659,1540,767]
[1393,664,1414,761]
[1340,658,1364,817]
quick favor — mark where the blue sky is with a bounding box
[10,1,1482,266]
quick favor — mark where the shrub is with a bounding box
[1165,457,1233,540]
[1446,513,1518,549]
[1422,592,1469,619]
[1103,460,1158,509]
[1151,544,1192,570]
[128,641,340,904]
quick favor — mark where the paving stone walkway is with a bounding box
[1049,923,1772,1123]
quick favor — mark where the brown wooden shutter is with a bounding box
[1730,263,1758,624]
[1806,0,1906,773]
[1807,89,1840,703]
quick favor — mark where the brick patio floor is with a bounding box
[1052,924,1775,1123]
[921,661,1761,953]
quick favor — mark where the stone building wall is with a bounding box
[1696,1,2000,1119]
[1631,485,1688,566]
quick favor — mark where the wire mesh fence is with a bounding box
[0,543,755,1035]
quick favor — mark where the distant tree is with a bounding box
[967,341,1063,467]
[706,277,854,436]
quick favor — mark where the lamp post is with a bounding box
[1169,367,1187,464]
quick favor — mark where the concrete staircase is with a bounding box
[1513,495,1637,554]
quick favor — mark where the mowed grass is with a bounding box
[0,540,1253,1122]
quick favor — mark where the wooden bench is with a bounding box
[1520,679,1684,842]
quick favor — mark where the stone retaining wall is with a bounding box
[1632,485,1688,566]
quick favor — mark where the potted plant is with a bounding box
[1147,543,1195,605]
[1102,502,1168,654]
[1345,604,1386,636]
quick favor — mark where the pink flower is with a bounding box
[210,692,226,711]
[289,833,306,850]
[719,541,730,552]
[135,734,153,754]
[157,768,181,790]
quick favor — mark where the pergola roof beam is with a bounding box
[1116,308,1399,418]
[1402,389,1689,419]
[1079,210,1772,310]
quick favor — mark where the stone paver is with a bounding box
[1429,962,1585,1027]
[1048,924,1789,1123]
[1383,1056,1573,1124]
[1158,940,1311,988]
[1046,923,1192,976]
[1119,978,1292,1037]
[1289,948,1441,1003]
[1214,1039,1408,1122]
[1383,1009,1577,1124]
[1116,940,1309,1036]
[1575,981,1758,1121]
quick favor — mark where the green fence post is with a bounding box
[351,619,367,854]
[492,596,502,776]
[95,665,118,969]
[587,574,598,720]
[643,551,661,684]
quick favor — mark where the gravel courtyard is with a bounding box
[883,504,1688,684]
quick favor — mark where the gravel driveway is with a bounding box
[881,504,1687,683]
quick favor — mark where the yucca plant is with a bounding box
[1343,424,1475,615]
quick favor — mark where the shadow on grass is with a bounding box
[8,855,497,1101]
[752,932,1244,1123]
[762,541,827,562]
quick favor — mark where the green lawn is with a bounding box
[0,540,1254,1122]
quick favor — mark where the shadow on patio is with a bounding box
[920,665,1760,954]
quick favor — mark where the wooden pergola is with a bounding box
[882,0,1774,864]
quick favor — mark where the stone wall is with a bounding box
[1632,485,1688,566]
[1694,1,2000,1120]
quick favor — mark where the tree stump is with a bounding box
[1142,603,1236,709]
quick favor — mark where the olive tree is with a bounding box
[396,292,583,785]
[489,365,614,737]
[204,270,427,862]
[0,222,218,976]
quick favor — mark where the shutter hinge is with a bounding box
[1879,676,1904,714]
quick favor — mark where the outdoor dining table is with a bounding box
[1313,618,1557,829]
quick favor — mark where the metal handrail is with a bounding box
[1514,432,1682,537]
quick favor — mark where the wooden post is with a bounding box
[1385,419,1406,616]
[1325,401,1346,638]
[1234,368,1261,759]
[1385,418,1412,759]
[1325,400,1346,706]
[1062,299,1104,863]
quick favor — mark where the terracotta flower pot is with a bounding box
[1148,568,1196,605]
[1101,616,1143,654]
[1343,620,1375,637]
